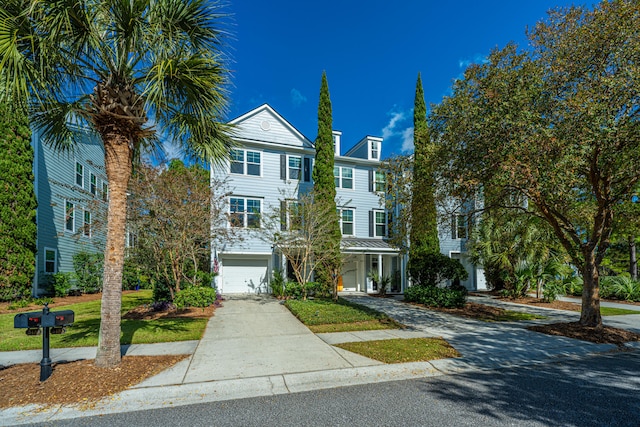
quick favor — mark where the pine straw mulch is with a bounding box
[427,301,520,321]
[0,355,188,409]
[528,322,640,347]
[498,296,582,311]
[0,295,218,409]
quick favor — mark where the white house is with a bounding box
[211,104,485,294]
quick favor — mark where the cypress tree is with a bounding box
[0,102,37,300]
[312,72,342,290]
[408,73,440,278]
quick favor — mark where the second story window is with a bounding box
[288,156,301,180]
[374,171,385,192]
[230,197,261,228]
[334,166,353,189]
[75,162,84,187]
[339,208,354,235]
[374,210,386,237]
[90,173,97,196]
[230,149,261,176]
[102,182,109,202]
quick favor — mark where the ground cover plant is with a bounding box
[0,290,210,351]
[284,298,402,333]
[335,337,459,364]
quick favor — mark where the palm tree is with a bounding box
[0,0,231,367]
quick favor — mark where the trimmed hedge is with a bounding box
[404,285,467,308]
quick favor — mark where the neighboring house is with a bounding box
[32,127,108,296]
[211,104,485,294]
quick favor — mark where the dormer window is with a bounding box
[370,140,379,160]
[332,131,342,157]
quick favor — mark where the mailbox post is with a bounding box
[14,303,74,381]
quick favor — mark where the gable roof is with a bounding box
[228,104,314,149]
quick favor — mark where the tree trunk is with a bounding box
[629,236,637,281]
[95,138,132,368]
[580,252,602,328]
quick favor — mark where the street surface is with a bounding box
[37,352,640,427]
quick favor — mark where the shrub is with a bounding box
[606,275,640,301]
[404,284,467,308]
[8,299,32,310]
[73,252,103,293]
[599,276,616,299]
[542,280,565,303]
[408,252,468,287]
[271,269,285,298]
[174,286,218,309]
[284,281,304,299]
[152,280,173,302]
[49,272,74,297]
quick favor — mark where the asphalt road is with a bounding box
[32,352,640,427]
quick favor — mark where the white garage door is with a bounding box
[221,258,268,294]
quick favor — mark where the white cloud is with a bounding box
[458,53,489,70]
[401,127,414,153]
[381,110,406,140]
[290,88,307,107]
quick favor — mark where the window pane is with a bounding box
[247,199,260,213]
[342,168,353,189]
[289,156,301,180]
[84,211,91,237]
[45,250,56,273]
[65,201,74,231]
[247,213,260,228]
[342,168,352,178]
[342,209,353,222]
[342,178,353,189]
[76,163,83,186]
[343,222,353,235]
[230,213,244,227]
[247,151,261,176]
[230,198,244,213]
[230,161,244,174]
[247,151,260,163]
[230,149,244,162]
[376,224,386,237]
[333,166,340,187]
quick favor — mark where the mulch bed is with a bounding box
[428,302,509,320]
[498,296,581,312]
[528,322,640,347]
[122,304,216,320]
[0,355,189,408]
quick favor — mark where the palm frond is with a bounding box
[30,97,91,152]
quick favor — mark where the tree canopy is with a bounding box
[431,0,640,327]
[0,0,231,366]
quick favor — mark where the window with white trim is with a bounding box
[452,214,468,239]
[374,210,387,237]
[65,201,75,232]
[334,166,353,189]
[370,140,379,160]
[83,210,91,237]
[282,200,301,231]
[230,149,261,176]
[338,208,354,235]
[90,173,97,196]
[75,162,84,187]
[288,156,301,180]
[374,171,385,192]
[102,181,109,202]
[230,197,261,228]
[44,248,57,274]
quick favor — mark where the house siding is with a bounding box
[33,128,107,295]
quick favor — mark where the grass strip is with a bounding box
[0,290,208,351]
[285,298,402,331]
[600,306,640,316]
[335,337,459,363]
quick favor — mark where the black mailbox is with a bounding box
[14,310,74,329]
[13,304,75,381]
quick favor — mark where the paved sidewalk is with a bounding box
[2,293,639,426]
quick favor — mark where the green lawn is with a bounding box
[0,290,208,351]
[600,306,640,316]
[284,298,402,332]
[335,337,460,363]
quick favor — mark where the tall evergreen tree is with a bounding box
[312,72,342,292]
[0,102,37,301]
[408,73,440,280]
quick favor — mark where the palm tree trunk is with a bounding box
[95,138,132,368]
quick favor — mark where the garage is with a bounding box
[220,258,269,294]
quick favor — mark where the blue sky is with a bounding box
[223,0,586,158]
